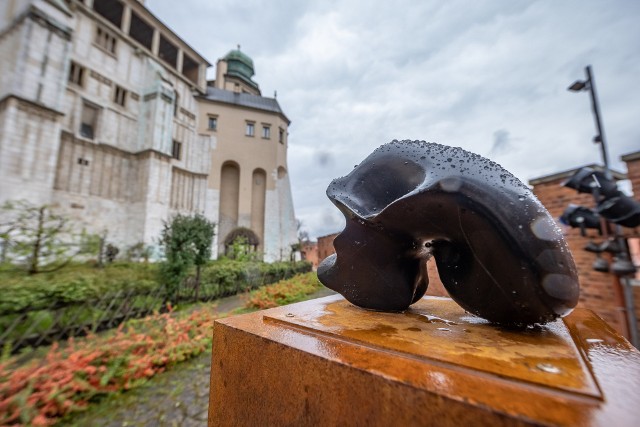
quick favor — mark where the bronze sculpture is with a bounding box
[318,140,579,326]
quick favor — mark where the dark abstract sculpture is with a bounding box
[318,140,579,326]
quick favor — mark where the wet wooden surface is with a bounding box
[209,295,640,426]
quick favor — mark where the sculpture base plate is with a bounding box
[208,295,640,426]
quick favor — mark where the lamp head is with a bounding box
[611,257,637,276]
[562,167,619,198]
[593,255,610,273]
[568,80,588,92]
[560,204,602,230]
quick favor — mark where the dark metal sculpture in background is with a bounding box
[318,140,579,326]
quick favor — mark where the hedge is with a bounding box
[0,263,158,314]
[0,261,312,315]
[0,271,323,426]
[197,260,312,297]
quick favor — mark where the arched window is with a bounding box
[251,168,267,250]
[218,161,240,255]
[277,166,287,179]
[223,227,260,258]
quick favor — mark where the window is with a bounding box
[279,127,285,144]
[129,11,153,50]
[182,53,199,84]
[208,116,218,131]
[93,0,123,28]
[262,125,271,139]
[158,35,178,69]
[174,91,179,117]
[80,103,99,139]
[95,26,117,54]
[172,140,182,160]
[68,61,85,86]
[113,85,127,107]
[245,122,255,137]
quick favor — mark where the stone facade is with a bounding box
[197,51,297,261]
[0,0,298,261]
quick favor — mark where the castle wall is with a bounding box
[0,1,214,256]
[0,3,71,207]
[0,1,295,263]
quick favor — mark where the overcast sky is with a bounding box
[147,0,640,240]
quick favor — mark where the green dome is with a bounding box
[224,49,254,69]
[224,49,255,81]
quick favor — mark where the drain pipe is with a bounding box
[621,277,639,348]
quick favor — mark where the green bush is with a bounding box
[0,263,159,314]
[0,260,312,354]
[196,260,312,299]
[0,260,312,314]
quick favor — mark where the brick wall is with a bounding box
[315,158,640,340]
[317,233,338,262]
[622,152,640,196]
[530,163,640,338]
[621,151,640,340]
[315,231,448,297]
[300,241,319,269]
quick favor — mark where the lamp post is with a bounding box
[568,65,639,347]
[568,65,611,177]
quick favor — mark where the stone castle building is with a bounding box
[0,0,297,261]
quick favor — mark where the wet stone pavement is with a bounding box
[60,288,336,426]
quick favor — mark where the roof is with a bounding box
[528,163,626,186]
[223,49,255,70]
[129,0,211,66]
[317,232,340,240]
[201,87,290,123]
[222,49,258,90]
[621,150,640,162]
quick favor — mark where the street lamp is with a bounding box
[567,65,611,176]
[567,65,639,348]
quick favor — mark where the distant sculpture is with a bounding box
[318,140,579,326]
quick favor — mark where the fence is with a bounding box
[0,286,168,354]
[0,262,312,355]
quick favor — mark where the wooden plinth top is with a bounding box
[211,295,640,426]
[267,295,599,397]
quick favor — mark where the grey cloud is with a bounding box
[148,0,640,239]
[491,129,511,156]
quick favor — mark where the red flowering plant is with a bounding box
[0,305,214,426]
[0,272,323,426]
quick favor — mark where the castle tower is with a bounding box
[198,48,298,261]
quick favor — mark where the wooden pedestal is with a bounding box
[209,295,640,426]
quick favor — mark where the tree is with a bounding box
[291,218,310,262]
[125,242,153,263]
[0,201,20,264]
[225,235,259,262]
[159,213,216,301]
[105,244,119,263]
[0,200,94,274]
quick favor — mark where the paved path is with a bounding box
[60,288,336,427]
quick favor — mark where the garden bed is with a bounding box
[0,272,324,426]
[0,261,312,355]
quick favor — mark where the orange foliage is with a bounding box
[0,273,320,426]
[244,272,322,310]
[0,308,214,426]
